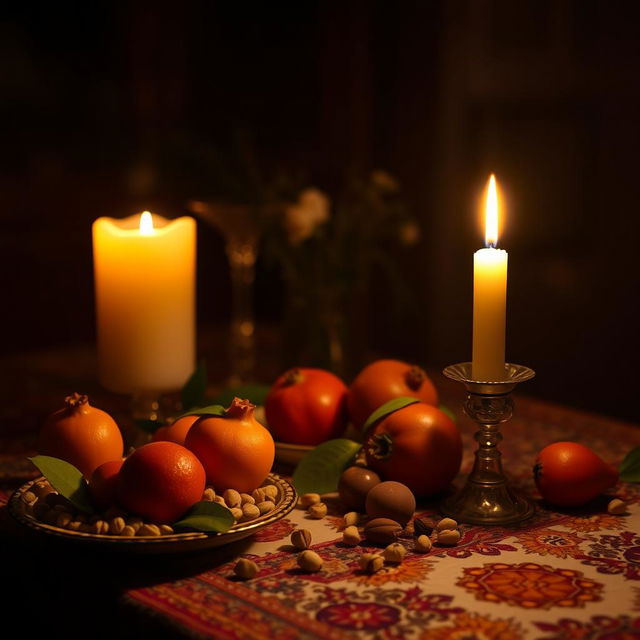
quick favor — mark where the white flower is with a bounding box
[283,188,331,246]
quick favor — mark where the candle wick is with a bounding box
[486,242,496,249]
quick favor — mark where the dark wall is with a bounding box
[1,1,639,422]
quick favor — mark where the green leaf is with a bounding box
[619,446,640,482]
[212,384,271,408]
[439,404,456,423]
[362,397,420,434]
[28,455,95,514]
[181,360,207,411]
[292,439,362,495]
[177,404,226,419]
[135,419,165,434]
[173,500,235,533]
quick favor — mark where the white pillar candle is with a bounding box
[92,211,196,393]
[472,175,507,381]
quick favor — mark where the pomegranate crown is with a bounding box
[225,397,256,419]
[64,392,89,409]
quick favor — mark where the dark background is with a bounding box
[1,1,639,422]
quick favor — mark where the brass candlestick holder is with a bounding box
[441,362,535,525]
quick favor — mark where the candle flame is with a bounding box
[139,211,154,236]
[485,174,499,247]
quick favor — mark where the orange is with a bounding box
[151,415,199,446]
[39,393,124,479]
[89,459,124,510]
[116,441,206,523]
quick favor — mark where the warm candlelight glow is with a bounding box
[139,211,154,236]
[485,174,499,248]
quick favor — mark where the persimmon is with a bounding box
[39,393,124,479]
[348,360,438,430]
[89,459,124,510]
[152,415,199,446]
[534,442,618,507]
[364,402,461,496]
[186,397,274,493]
[117,441,206,524]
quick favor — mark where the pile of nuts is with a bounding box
[23,479,280,537]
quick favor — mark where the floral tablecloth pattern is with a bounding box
[2,393,640,639]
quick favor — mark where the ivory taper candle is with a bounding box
[472,175,507,381]
[92,211,196,393]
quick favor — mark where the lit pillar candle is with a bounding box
[472,175,507,381]
[92,211,196,393]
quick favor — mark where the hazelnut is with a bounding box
[608,498,628,515]
[383,542,406,564]
[257,501,275,515]
[437,529,461,546]
[358,553,385,574]
[436,517,458,532]
[263,485,278,501]
[342,526,361,546]
[291,529,312,549]
[240,493,255,505]
[202,488,216,502]
[299,493,321,508]
[234,558,259,579]
[414,535,432,553]
[110,517,126,535]
[364,518,403,545]
[252,488,266,503]
[242,504,261,521]
[307,503,328,519]
[413,516,437,537]
[298,550,323,572]
[223,489,242,508]
[230,507,243,521]
[343,512,360,527]
[137,523,161,536]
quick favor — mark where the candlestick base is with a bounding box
[441,362,535,526]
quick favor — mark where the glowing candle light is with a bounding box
[472,175,507,381]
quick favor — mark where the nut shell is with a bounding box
[364,517,403,545]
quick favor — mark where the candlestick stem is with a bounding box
[442,362,535,525]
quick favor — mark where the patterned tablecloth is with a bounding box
[2,390,640,639]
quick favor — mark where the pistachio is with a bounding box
[159,525,174,535]
[307,503,328,519]
[223,489,242,508]
[263,485,278,501]
[437,529,461,546]
[126,517,144,532]
[137,523,161,536]
[56,512,73,528]
[298,550,323,572]
[436,517,458,532]
[214,496,228,507]
[413,516,437,537]
[230,507,244,521]
[608,498,628,515]
[252,488,266,503]
[240,493,255,505]
[414,535,432,553]
[343,512,360,527]
[364,518,402,545]
[342,526,361,546]
[120,525,136,537]
[92,520,110,535]
[202,488,216,502]
[299,493,321,508]
[291,528,312,549]
[383,542,406,564]
[257,501,275,515]
[22,491,37,506]
[242,504,261,521]
[110,517,126,535]
[234,558,259,579]
[358,553,385,574]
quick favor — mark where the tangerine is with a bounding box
[89,459,124,510]
[151,415,199,446]
[39,393,124,479]
[117,441,206,523]
[186,397,274,493]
